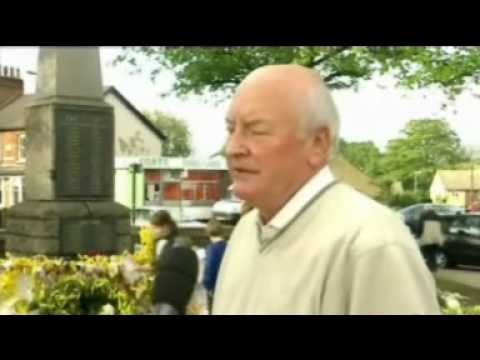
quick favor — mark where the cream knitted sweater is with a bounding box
[213,183,440,315]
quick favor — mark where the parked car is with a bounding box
[438,214,480,268]
[399,203,465,271]
[399,203,464,237]
[212,189,243,224]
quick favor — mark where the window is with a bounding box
[3,142,14,161]
[0,134,3,163]
[163,183,181,201]
[463,217,480,237]
[181,183,195,201]
[145,183,162,204]
[18,134,26,161]
[0,177,8,208]
[21,176,25,200]
[13,185,19,205]
[11,177,23,205]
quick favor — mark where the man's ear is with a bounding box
[307,127,331,168]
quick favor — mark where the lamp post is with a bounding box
[179,168,188,222]
[129,163,142,226]
[414,170,422,193]
[470,150,477,209]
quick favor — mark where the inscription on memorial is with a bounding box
[55,109,113,198]
[60,219,116,254]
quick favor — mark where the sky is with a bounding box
[1,46,479,159]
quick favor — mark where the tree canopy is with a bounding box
[144,110,192,157]
[115,46,480,100]
[380,118,467,191]
[337,139,383,178]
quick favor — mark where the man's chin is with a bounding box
[231,185,254,202]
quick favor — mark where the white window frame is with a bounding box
[11,176,23,206]
[18,134,26,163]
[0,178,4,208]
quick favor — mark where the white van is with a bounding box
[212,188,243,223]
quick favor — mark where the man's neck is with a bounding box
[258,164,331,225]
[258,179,313,225]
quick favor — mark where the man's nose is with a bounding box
[226,130,248,158]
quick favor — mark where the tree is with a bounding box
[380,119,467,192]
[144,110,192,157]
[337,139,383,178]
[114,46,480,100]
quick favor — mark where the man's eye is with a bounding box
[251,129,268,135]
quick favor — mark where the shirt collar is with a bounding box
[258,165,335,232]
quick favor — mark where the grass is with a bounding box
[436,278,480,307]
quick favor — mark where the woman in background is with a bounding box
[134,210,179,266]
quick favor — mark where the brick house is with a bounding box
[0,64,230,222]
[0,65,166,209]
[0,67,27,208]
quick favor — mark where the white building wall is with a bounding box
[105,93,163,158]
[430,173,447,203]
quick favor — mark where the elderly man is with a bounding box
[212,64,440,315]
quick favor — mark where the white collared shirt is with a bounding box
[257,165,336,245]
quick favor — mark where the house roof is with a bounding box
[0,75,24,110]
[0,95,34,131]
[0,86,167,141]
[103,86,166,141]
[330,155,381,198]
[436,170,480,191]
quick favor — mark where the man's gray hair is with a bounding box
[301,78,340,155]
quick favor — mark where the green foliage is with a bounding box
[438,289,480,315]
[114,46,480,100]
[340,119,467,203]
[379,190,430,208]
[434,195,448,204]
[31,275,138,315]
[0,254,154,315]
[0,252,209,315]
[380,119,467,192]
[337,139,383,177]
[144,110,192,157]
[442,306,480,315]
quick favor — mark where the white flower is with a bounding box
[16,274,34,302]
[120,257,143,285]
[107,263,119,278]
[99,304,115,315]
[444,295,462,309]
[0,300,17,315]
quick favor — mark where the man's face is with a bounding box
[225,82,316,211]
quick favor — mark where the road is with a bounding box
[436,266,480,289]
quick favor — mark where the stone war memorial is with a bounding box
[5,47,131,256]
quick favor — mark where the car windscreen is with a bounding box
[431,205,462,215]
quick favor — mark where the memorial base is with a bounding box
[5,200,132,256]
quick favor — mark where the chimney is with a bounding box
[0,65,24,109]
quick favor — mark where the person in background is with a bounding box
[202,217,227,313]
[134,210,179,267]
[419,210,445,272]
